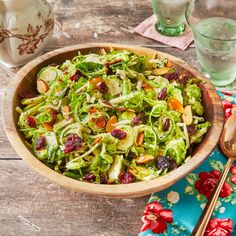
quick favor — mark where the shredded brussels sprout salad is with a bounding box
[16,48,211,184]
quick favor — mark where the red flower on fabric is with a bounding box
[140,201,173,234]
[230,166,236,175]
[204,218,233,236]
[222,100,235,121]
[195,170,233,199]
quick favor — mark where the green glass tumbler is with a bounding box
[186,0,236,87]
[151,0,189,36]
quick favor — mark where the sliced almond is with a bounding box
[128,166,137,177]
[89,77,104,88]
[42,122,53,131]
[182,105,193,126]
[89,107,98,114]
[152,67,170,76]
[92,137,103,145]
[99,48,107,55]
[106,115,118,132]
[169,98,184,113]
[166,60,173,68]
[136,132,144,146]
[37,79,49,94]
[61,105,71,120]
[135,154,154,164]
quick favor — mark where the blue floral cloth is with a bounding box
[139,92,236,236]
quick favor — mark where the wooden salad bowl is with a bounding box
[2,43,224,198]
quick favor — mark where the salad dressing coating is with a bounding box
[17,49,210,184]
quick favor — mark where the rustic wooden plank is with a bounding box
[47,0,157,47]
[0,160,148,236]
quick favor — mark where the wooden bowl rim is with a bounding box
[2,43,224,198]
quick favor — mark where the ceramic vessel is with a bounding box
[0,0,54,67]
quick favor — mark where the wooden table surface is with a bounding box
[0,1,216,235]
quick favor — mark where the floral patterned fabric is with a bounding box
[139,91,236,236]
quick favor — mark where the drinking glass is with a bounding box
[186,0,236,86]
[151,0,189,36]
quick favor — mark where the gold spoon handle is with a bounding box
[191,157,234,236]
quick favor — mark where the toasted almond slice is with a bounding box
[166,60,173,68]
[182,105,193,126]
[107,179,114,184]
[42,122,53,131]
[142,82,154,91]
[168,98,184,113]
[37,79,49,94]
[92,116,107,129]
[92,137,103,145]
[89,77,104,87]
[89,107,98,114]
[99,48,107,55]
[152,67,170,76]
[136,132,144,146]
[128,166,137,177]
[106,115,118,132]
[135,154,154,164]
[61,105,71,120]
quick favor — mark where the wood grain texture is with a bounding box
[0,160,148,236]
[2,43,224,198]
[48,0,155,47]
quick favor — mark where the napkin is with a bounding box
[134,15,194,50]
[139,91,236,236]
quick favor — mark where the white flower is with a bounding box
[219,207,225,213]
[200,203,206,209]
[215,201,222,208]
[167,191,180,204]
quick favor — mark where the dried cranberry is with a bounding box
[230,166,236,175]
[156,156,176,171]
[70,70,82,82]
[163,118,170,131]
[178,73,189,85]
[132,117,140,126]
[82,173,96,182]
[187,124,196,135]
[118,172,133,184]
[127,151,137,160]
[158,87,167,100]
[35,135,47,151]
[25,116,37,128]
[168,157,177,171]
[97,81,108,94]
[165,72,178,81]
[100,176,108,184]
[45,109,57,126]
[110,129,127,140]
[64,134,82,154]
[132,112,147,126]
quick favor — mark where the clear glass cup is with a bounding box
[186,0,236,87]
[151,0,189,36]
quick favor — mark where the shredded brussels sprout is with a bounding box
[17,49,211,184]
